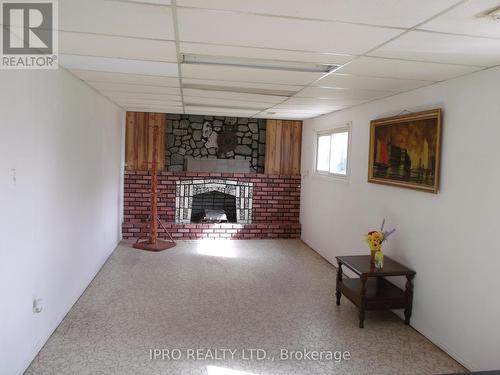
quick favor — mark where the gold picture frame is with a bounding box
[368,108,442,193]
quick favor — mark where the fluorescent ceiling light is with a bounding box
[182,83,297,97]
[181,54,340,73]
[183,103,264,111]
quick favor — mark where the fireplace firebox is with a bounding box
[191,191,237,223]
[175,179,253,224]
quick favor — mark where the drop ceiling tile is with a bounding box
[177,8,401,55]
[182,88,287,103]
[70,70,180,87]
[177,0,459,28]
[265,107,328,114]
[255,112,315,120]
[108,95,182,104]
[60,55,178,77]
[184,106,260,117]
[182,78,303,93]
[181,64,321,85]
[370,30,500,67]
[282,97,368,107]
[87,82,181,95]
[262,108,330,116]
[128,0,172,4]
[60,32,177,62]
[313,73,432,91]
[116,100,182,107]
[101,92,181,101]
[183,96,270,109]
[180,42,353,65]
[419,0,500,39]
[60,0,175,40]
[296,87,396,100]
[124,107,184,114]
[336,56,482,81]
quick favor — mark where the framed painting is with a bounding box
[368,108,442,193]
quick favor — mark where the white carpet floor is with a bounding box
[26,240,465,375]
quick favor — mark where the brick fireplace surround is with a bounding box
[122,170,301,240]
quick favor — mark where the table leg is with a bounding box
[359,275,367,328]
[335,262,343,306]
[404,274,414,325]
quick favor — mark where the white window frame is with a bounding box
[313,122,351,180]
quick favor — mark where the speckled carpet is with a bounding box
[26,240,465,375]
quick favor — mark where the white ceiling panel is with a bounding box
[88,82,181,95]
[263,108,324,115]
[60,32,177,62]
[370,30,500,67]
[177,0,460,28]
[177,8,401,55]
[59,0,175,40]
[259,108,331,118]
[124,107,184,114]
[117,102,183,110]
[128,0,172,5]
[296,87,396,100]
[181,64,321,85]
[183,96,271,109]
[117,102,182,109]
[180,42,353,65]
[182,89,287,103]
[70,70,180,87]
[336,56,482,81]
[107,94,181,103]
[60,55,178,77]
[420,0,500,39]
[278,97,367,108]
[182,78,303,93]
[314,73,432,91]
[101,92,181,101]
[184,106,260,117]
[256,112,318,120]
[58,0,499,120]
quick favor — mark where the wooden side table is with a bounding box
[335,255,416,328]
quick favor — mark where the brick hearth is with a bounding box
[123,171,301,239]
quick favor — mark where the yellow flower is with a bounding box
[371,231,384,242]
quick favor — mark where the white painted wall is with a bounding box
[0,68,125,375]
[300,66,500,371]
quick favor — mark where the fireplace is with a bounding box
[175,179,253,224]
[191,191,237,223]
[123,171,301,240]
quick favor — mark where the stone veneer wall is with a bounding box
[122,170,301,240]
[166,114,266,173]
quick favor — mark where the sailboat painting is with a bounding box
[368,109,442,193]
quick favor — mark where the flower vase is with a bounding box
[370,250,377,265]
[374,251,384,269]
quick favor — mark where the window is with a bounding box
[315,125,350,177]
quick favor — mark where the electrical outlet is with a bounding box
[33,298,43,313]
[9,169,16,187]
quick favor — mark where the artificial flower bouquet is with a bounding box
[364,218,395,267]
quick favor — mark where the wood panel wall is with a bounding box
[265,120,302,175]
[125,112,166,171]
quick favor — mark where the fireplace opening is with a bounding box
[190,191,237,223]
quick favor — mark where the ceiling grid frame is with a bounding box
[61,0,500,119]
